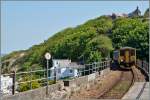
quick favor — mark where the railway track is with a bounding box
[97,66,146,99]
[97,68,134,99]
[69,65,146,99]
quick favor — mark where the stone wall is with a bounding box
[2,68,110,100]
[48,68,110,100]
[2,82,63,100]
[74,68,110,89]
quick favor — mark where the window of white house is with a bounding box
[70,69,73,73]
[58,69,61,73]
[56,61,59,66]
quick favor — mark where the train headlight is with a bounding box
[121,59,123,62]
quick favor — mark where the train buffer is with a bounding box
[122,82,150,100]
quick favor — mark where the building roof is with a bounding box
[128,6,141,17]
[53,59,84,69]
[134,6,141,13]
[120,47,136,50]
[67,62,84,69]
[53,59,71,67]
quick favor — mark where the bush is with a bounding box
[18,81,41,92]
[49,80,55,85]
[18,83,30,92]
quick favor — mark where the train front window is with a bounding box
[120,50,125,56]
[130,50,135,56]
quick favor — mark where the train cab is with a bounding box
[119,47,136,68]
[113,47,136,69]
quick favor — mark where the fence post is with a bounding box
[12,70,16,95]
[95,62,97,72]
[84,66,85,76]
[104,62,105,69]
[99,63,101,71]
[106,61,108,68]
[109,60,111,68]
[88,64,91,75]
[93,63,94,73]
[30,69,32,90]
[102,62,103,70]
[54,67,56,84]
[98,62,101,75]
[142,60,143,68]
[92,63,94,73]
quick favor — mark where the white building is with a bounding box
[1,75,13,94]
[111,13,128,19]
[50,59,83,79]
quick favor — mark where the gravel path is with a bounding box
[70,70,122,99]
[70,66,146,100]
[98,70,133,99]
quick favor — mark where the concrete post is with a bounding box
[88,65,91,75]
[95,62,97,72]
[12,70,16,95]
[30,69,32,90]
[84,66,85,76]
[54,67,56,84]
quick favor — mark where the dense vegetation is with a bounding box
[2,8,149,74]
[112,18,149,61]
[2,16,114,73]
[1,8,149,91]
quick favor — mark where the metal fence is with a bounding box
[136,59,149,75]
[1,60,110,96]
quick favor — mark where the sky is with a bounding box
[1,1,149,54]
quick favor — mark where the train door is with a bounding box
[113,50,119,61]
[125,50,129,63]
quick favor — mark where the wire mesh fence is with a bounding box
[0,60,110,96]
[136,59,149,75]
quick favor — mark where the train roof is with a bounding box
[120,47,136,50]
[114,50,119,52]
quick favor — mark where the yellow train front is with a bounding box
[113,47,136,69]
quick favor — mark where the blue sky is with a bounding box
[1,1,149,54]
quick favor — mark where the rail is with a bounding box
[136,59,149,76]
[1,60,111,96]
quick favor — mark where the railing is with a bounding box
[136,59,149,75]
[1,60,110,96]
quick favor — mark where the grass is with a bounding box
[112,81,130,92]
[106,81,131,97]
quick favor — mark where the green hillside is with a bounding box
[2,9,149,73]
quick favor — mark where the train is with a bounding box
[113,47,136,69]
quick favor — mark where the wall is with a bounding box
[48,68,110,99]
[2,68,110,100]
[2,82,63,100]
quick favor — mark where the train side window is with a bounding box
[130,50,135,56]
[120,50,124,56]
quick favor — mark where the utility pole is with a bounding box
[45,53,51,97]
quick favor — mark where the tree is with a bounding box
[83,35,113,63]
[112,18,149,61]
